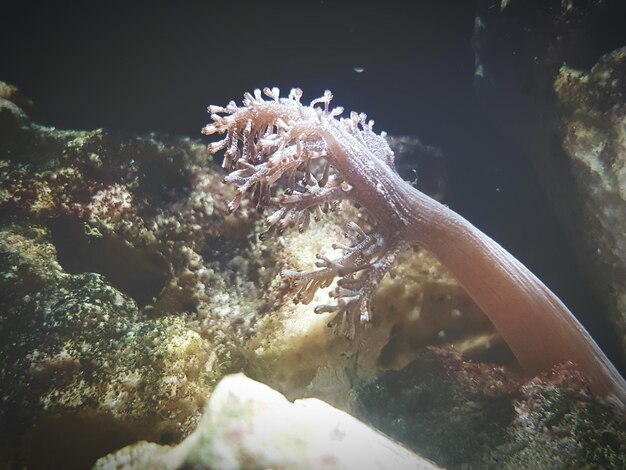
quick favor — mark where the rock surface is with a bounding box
[475,0,626,365]
[1,80,624,469]
[0,83,495,468]
[554,47,626,359]
[359,348,626,469]
[94,373,441,470]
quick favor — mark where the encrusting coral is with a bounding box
[204,87,626,410]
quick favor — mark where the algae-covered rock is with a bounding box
[358,348,626,469]
[0,223,219,468]
[246,224,500,411]
[358,348,518,468]
[0,82,493,468]
[4,80,620,469]
[494,369,626,469]
[0,85,252,468]
[93,373,441,470]
[474,0,626,364]
[554,47,626,356]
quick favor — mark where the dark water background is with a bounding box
[2,0,625,371]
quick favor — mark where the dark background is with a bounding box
[1,0,623,367]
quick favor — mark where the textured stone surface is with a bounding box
[358,348,626,469]
[475,0,626,364]
[94,373,441,470]
[554,47,626,356]
[0,83,492,468]
[3,80,621,469]
[0,89,240,468]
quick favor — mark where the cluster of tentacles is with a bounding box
[203,87,396,335]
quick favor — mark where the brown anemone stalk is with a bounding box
[203,87,626,410]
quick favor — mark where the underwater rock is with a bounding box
[475,0,626,364]
[358,348,626,469]
[0,217,219,469]
[0,84,250,468]
[247,225,502,411]
[93,373,441,470]
[554,47,626,366]
[0,82,495,468]
[358,348,518,468]
[5,79,619,469]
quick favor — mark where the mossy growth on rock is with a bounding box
[2,80,624,469]
[358,348,626,469]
